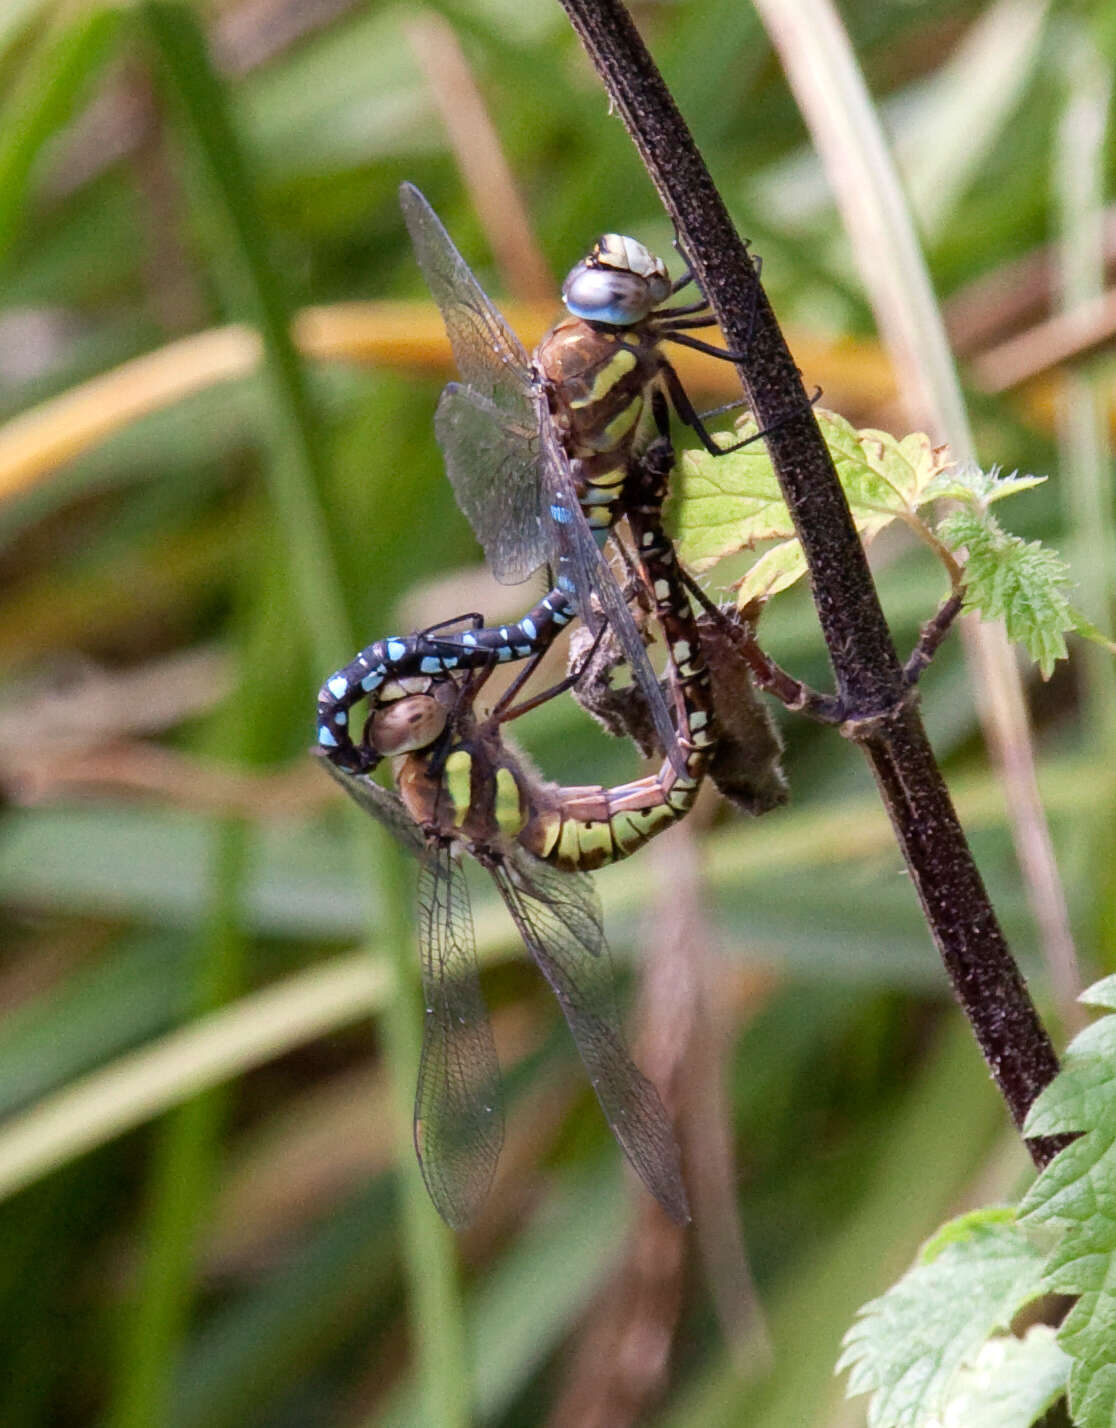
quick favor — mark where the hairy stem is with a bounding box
[558,0,1062,1164]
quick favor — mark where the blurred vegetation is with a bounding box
[0,0,1112,1424]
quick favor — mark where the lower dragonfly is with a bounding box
[322,443,714,1226]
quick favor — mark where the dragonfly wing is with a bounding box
[400,183,534,407]
[414,845,505,1228]
[317,754,428,858]
[538,408,685,773]
[492,848,689,1224]
[435,384,548,584]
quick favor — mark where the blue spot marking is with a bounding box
[550,503,573,524]
[419,656,447,673]
[557,575,576,594]
[515,645,531,657]
[593,528,608,548]
[498,647,513,661]
[553,606,571,624]
[521,617,537,641]
[386,640,407,661]
[462,633,478,646]
[335,711,347,726]
[318,726,339,748]
[327,675,348,700]
[361,672,383,692]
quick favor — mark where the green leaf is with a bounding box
[822,415,947,525]
[666,434,789,572]
[1068,606,1116,658]
[141,0,349,675]
[669,411,950,596]
[924,462,1048,508]
[940,1326,1069,1428]
[0,7,122,268]
[735,536,808,603]
[838,1208,1048,1428]
[1019,976,1116,1428]
[936,509,1074,677]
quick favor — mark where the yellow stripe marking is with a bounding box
[596,396,643,448]
[567,349,638,409]
[443,751,472,828]
[494,767,524,836]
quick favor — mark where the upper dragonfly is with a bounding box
[399,182,748,773]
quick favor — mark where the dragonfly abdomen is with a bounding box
[316,589,574,772]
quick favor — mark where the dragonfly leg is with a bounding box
[677,569,842,723]
[417,611,486,638]
[492,621,611,727]
[709,385,823,456]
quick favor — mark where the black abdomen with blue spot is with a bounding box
[316,588,575,773]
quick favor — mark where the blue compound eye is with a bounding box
[562,234,672,326]
[562,264,652,325]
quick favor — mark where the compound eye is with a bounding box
[370,694,448,755]
[562,263,653,326]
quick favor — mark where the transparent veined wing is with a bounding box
[414,844,504,1227]
[319,754,504,1227]
[317,755,428,858]
[399,183,533,407]
[402,181,551,586]
[537,410,685,772]
[434,384,547,584]
[491,846,690,1224]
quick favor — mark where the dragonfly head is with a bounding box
[369,688,451,756]
[562,234,671,327]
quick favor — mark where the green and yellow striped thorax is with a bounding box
[535,315,664,530]
[396,733,531,849]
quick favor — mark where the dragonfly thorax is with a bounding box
[562,234,671,327]
[395,729,531,849]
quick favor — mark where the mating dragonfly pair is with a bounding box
[317,185,753,1228]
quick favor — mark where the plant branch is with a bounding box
[557,0,1062,1164]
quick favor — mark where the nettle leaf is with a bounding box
[1020,976,1116,1428]
[941,1326,1069,1428]
[735,538,808,604]
[838,1208,1048,1428]
[668,410,950,597]
[665,431,789,572]
[924,462,1047,508]
[936,510,1073,678]
[824,416,948,528]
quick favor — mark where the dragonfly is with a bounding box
[322,441,714,1225]
[317,185,747,776]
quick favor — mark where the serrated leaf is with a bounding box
[924,462,1047,508]
[940,1326,1070,1428]
[669,411,949,598]
[734,537,808,604]
[1069,607,1116,658]
[838,1209,1048,1428]
[665,438,789,571]
[824,416,949,526]
[936,510,1073,677]
[1019,976,1116,1428]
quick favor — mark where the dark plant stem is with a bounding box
[558,0,1063,1165]
[904,591,965,686]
